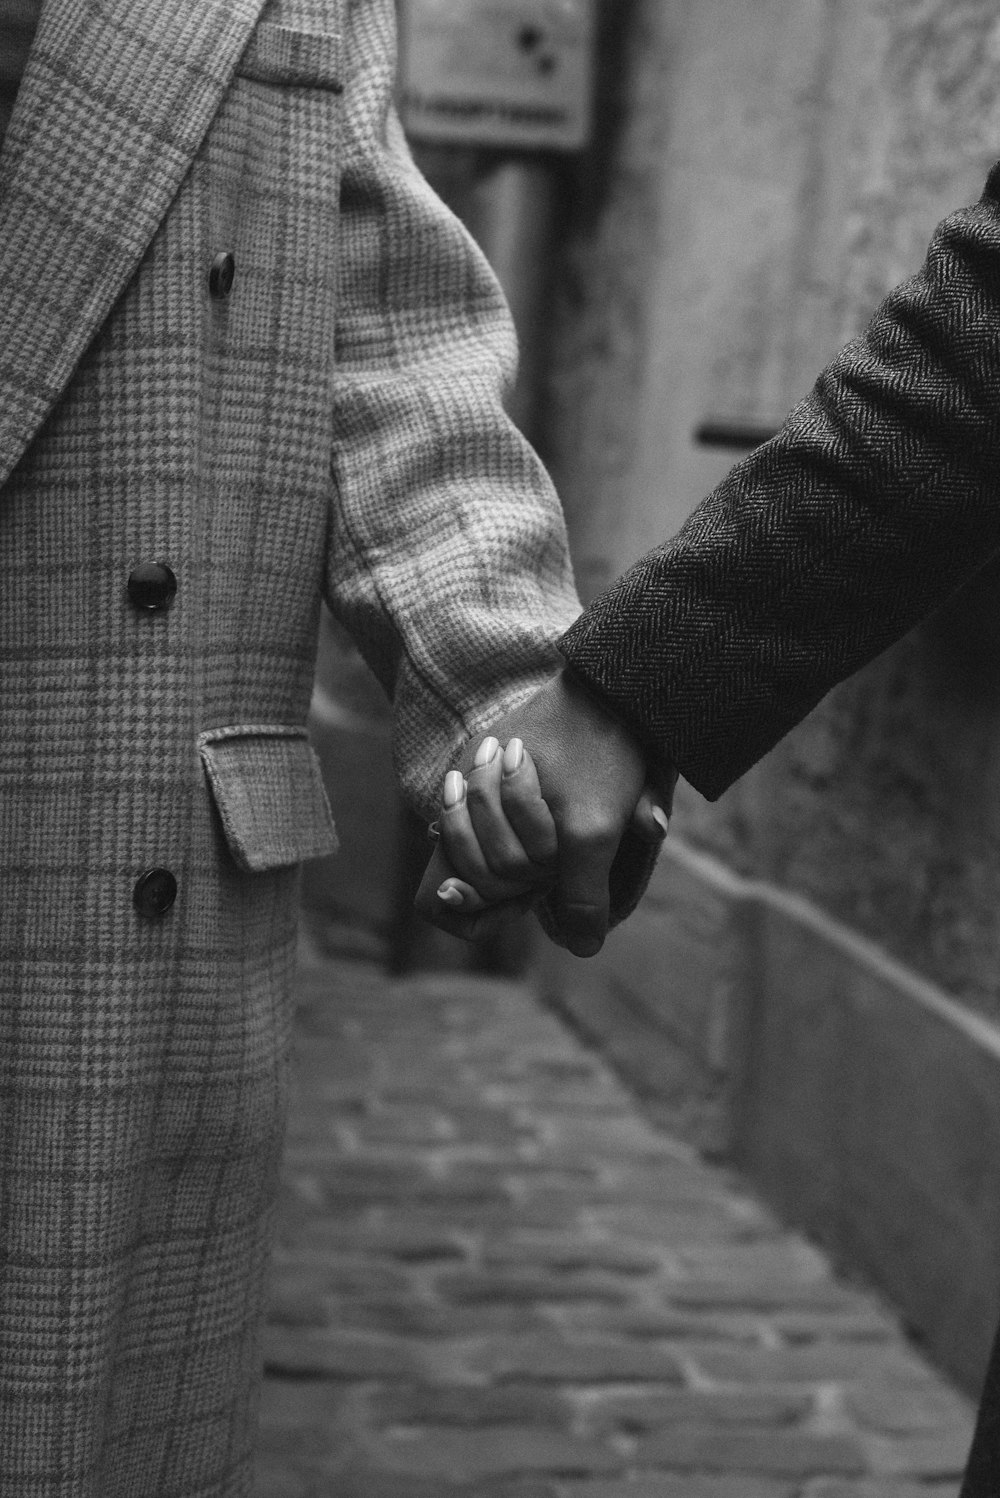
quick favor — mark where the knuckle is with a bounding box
[562,814,619,854]
[483,847,536,885]
[465,772,498,808]
[525,844,558,873]
[559,899,606,922]
[437,828,472,871]
[499,776,538,810]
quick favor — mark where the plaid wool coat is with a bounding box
[0,0,580,1493]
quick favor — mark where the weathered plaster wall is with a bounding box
[543,0,1000,1019]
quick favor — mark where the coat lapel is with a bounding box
[0,0,267,489]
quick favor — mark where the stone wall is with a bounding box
[542,0,1000,1022]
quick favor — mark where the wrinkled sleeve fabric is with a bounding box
[325,0,580,818]
[559,168,1000,802]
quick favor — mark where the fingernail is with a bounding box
[474,736,500,768]
[502,739,524,776]
[652,806,670,838]
[444,771,465,807]
[437,882,465,907]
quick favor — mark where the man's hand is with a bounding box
[414,669,674,956]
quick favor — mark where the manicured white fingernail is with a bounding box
[503,739,524,776]
[474,736,500,768]
[652,807,670,837]
[444,771,465,807]
[437,881,465,907]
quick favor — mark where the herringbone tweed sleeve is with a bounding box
[560,164,1000,802]
[326,0,580,817]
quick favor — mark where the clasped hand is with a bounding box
[413,670,675,956]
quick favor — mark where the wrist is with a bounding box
[553,660,644,756]
[556,655,671,777]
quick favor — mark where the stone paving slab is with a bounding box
[255,946,976,1497]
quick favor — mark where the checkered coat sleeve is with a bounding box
[560,166,1000,801]
[327,6,580,816]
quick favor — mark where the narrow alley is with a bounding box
[255,939,976,1497]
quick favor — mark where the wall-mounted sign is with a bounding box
[399,0,595,152]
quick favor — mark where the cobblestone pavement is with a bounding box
[256,941,977,1498]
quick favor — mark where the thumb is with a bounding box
[546,838,614,958]
[629,787,670,845]
[628,764,678,844]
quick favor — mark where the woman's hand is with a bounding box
[414,737,558,937]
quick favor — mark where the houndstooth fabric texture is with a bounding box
[560,167,1000,801]
[0,0,580,1493]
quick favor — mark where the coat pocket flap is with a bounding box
[236,23,343,90]
[199,726,338,873]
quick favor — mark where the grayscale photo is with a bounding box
[0,0,996,1493]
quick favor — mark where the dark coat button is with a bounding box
[127,562,177,612]
[209,251,236,298]
[133,868,178,918]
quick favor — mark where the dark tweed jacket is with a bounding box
[563,166,1000,1495]
[560,162,1000,803]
